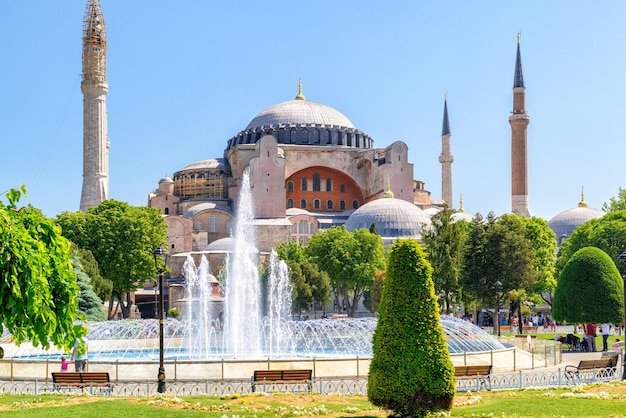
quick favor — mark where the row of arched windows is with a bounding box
[287,198,359,211]
[288,174,340,193]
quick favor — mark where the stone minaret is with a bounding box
[509,34,530,217]
[439,93,454,207]
[80,0,109,212]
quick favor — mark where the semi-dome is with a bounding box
[227,83,373,150]
[345,189,431,242]
[548,191,605,245]
[180,158,230,171]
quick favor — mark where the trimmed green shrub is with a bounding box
[553,246,624,324]
[368,239,455,418]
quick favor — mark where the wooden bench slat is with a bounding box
[52,372,111,392]
[252,369,312,392]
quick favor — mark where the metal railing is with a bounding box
[0,367,619,396]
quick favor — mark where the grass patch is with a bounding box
[0,382,625,417]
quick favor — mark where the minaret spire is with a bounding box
[509,34,530,217]
[439,93,454,207]
[80,0,110,211]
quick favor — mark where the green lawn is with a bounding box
[1,382,625,417]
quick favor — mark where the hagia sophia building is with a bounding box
[79,1,604,316]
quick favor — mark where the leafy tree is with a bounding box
[57,200,167,319]
[306,226,386,317]
[556,211,626,277]
[363,270,385,313]
[602,187,626,212]
[275,240,331,315]
[553,247,624,324]
[461,213,548,329]
[516,216,557,304]
[72,253,106,321]
[368,239,455,417]
[0,186,85,351]
[74,247,112,303]
[285,260,312,314]
[422,208,470,313]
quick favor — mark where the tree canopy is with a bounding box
[368,239,455,417]
[0,186,85,351]
[422,207,470,313]
[553,246,624,324]
[460,213,555,328]
[603,187,626,212]
[276,240,331,316]
[72,252,106,322]
[56,200,168,319]
[556,211,626,277]
[306,226,386,317]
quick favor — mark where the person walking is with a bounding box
[601,323,611,352]
[586,323,597,352]
[71,338,88,372]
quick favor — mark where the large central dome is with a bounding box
[226,84,373,150]
[245,99,355,130]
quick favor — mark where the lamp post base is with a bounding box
[157,367,166,393]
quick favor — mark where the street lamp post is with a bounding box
[616,251,626,380]
[153,246,169,393]
[494,281,502,337]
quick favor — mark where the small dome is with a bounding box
[548,192,605,244]
[451,211,475,223]
[423,207,441,217]
[204,237,258,254]
[345,197,431,239]
[159,176,173,184]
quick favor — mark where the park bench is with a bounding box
[600,352,619,368]
[52,372,112,394]
[564,358,615,381]
[251,369,312,393]
[454,365,492,390]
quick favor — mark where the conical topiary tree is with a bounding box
[368,239,455,418]
[553,246,624,324]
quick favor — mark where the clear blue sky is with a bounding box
[1,1,625,220]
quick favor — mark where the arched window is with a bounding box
[314,199,321,209]
[340,184,346,193]
[300,199,307,209]
[301,178,307,191]
[287,198,294,208]
[164,207,169,215]
[313,173,321,191]
[352,200,359,209]
[287,181,294,192]
[209,215,219,233]
[225,221,233,236]
[327,200,334,210]
[326,178,332,191]
[340,200,346,210]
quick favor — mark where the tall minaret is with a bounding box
[80,0,109,212]
[439,93,454,207]
[509,33,530,217]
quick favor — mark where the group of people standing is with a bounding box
[579,323,612,352]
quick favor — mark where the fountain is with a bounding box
[0,169,517,380]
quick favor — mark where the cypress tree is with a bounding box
[368,239,455,417]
